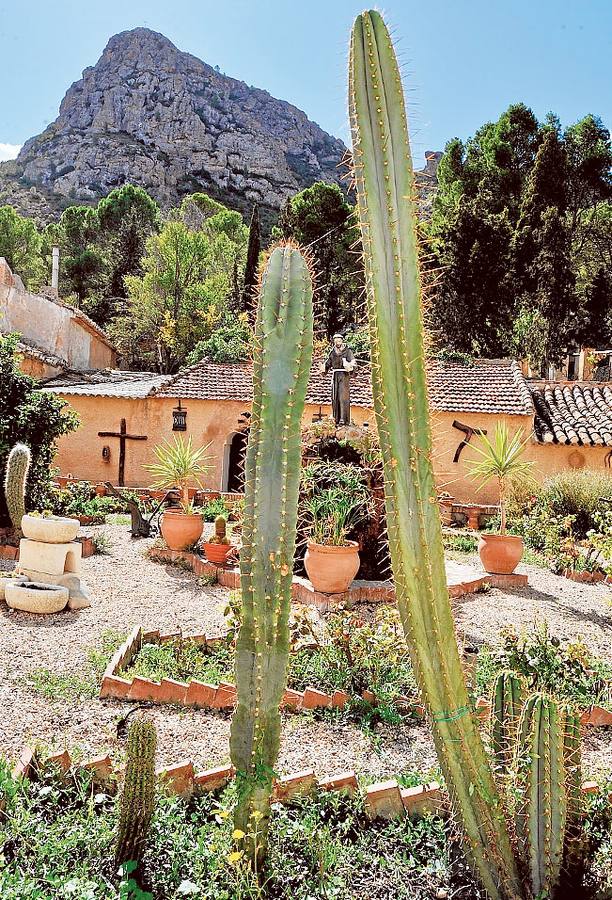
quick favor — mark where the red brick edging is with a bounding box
[99,625,421,716]
[148,547,528,608]
[12,746,607,821]
[100,626,612,728]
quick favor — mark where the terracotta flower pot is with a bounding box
[202,542,234,565]
[478,533,524,575]
[304,540,360,593]
[160,510,204,551]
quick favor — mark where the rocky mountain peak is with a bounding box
[0,28,348,224]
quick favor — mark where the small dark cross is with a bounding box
[98,418,147,486]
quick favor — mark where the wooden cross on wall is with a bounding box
[98,418,147,486]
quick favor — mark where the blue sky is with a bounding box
[1,0,611,163]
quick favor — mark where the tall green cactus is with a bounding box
[4,443,31,538]
[515,694,568,897]
[229,244,313,864]
[115,716,157,872]
[490,671,525,776]
[349,12,522,898]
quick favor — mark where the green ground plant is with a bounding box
[476,625,612,711]
[2,758,610,900]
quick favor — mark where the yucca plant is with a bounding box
[468,424,534,533]
[144,435,211,510]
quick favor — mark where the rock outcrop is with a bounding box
[0,28,348,223]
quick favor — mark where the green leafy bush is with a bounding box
[511,470,612,541]
[201,497,229,522]
[0,334,79,526]
[186,317,252,364]
[476,624,612,710]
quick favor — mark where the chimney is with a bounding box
[51,246,60,291]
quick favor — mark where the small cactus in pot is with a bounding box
[203,514,235,565]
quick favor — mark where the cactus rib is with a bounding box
[229,244,313,863]
[348,11,522,899]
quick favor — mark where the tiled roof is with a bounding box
[15,337,67,369]
[427,358,534,415]
[531,383,612,446]
[41,369,171,399]
[155,357,534,415]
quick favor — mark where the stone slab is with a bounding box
[18,539,81,576]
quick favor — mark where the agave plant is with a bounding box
[144,435,211,510]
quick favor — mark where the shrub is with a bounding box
[540,470,612,538]
[201,497,229,522]
[0,334,79,526]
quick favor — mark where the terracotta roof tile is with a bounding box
[531,383,612,446]
[41,369,171,399]
[155,357,533,415]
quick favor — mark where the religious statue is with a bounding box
[322,334,357,426]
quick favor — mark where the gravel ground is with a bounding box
[0,524,610,780]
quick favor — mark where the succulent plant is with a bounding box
[348,11,522,897]
[490,671,525,776]
[4,443,31,539]
[115,716,157,872]
[209,514,230,545]
[514,694,568,897]
[229,243,313,865]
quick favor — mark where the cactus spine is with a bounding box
[515,694,568,897]
[115,716,157,871]
[349,12,522,898]
[229,244,313,864]
[4,443,31,538]
[490,671,525,776]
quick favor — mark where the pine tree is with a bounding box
[241,204,260,313]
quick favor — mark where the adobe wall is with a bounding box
[0,258,116,371]
[50,393,612,498]
[433,410,612,503]
[49,394,374,489]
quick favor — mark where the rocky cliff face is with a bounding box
[0,28,348,223]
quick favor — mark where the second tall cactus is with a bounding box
[229,243,313,865]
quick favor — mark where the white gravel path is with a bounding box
[0,525,610,779]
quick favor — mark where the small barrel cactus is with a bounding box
[115,716,157,872]
[4,443,31,538]
[211,514,229,545]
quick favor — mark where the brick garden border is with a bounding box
[99,625,421,715]
[100,625,612,728]
[12,745,609,821]
[148,546,529,610]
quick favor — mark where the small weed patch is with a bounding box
[25,630,125,702]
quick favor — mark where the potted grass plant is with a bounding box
[145,436,211,551]
[468,423,534,574]
[302,462,371,593]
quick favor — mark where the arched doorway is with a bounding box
[226,430,248,493]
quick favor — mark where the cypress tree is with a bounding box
[241,204,260,313]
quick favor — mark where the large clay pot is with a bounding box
[160,510,204,551]
[21,514,80,544]
[304,540,360,593]
[202,542,234,565]
[478,533,524,575]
